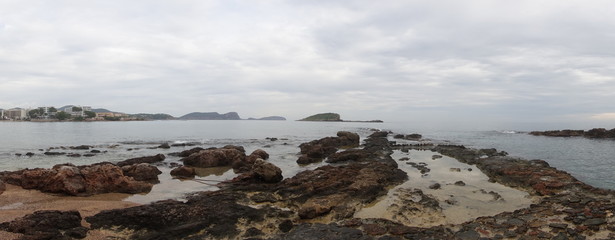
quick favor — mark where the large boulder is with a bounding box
[247,149,270,163]
[117,154,166,167]
[2,163,153,196]
[121,163,162,182]
[252,159,283,183]
[0,210,88,239]
[182,148,246,168]
[233,159,283,183]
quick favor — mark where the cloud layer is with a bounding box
[1,0,615,129]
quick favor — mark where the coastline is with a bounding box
[1,130,614,239]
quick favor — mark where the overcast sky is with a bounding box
[1,0,614,129]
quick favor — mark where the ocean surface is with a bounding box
[1,120,613,202]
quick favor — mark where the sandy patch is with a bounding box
[0,184,140,239]
[354,150,537,226]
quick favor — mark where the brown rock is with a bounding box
[80,163,153,194]
[252,159,283,183]
[232,159,283,183]
[247,149,270,163]
[182,148,246,168]
[170,166,197,178]
[121,163,162,182]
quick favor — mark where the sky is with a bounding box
[1,0,615,130]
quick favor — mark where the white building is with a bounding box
[4,108,27,120]
[61,106,92,117]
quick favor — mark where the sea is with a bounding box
[1,120,614,203]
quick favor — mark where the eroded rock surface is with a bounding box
[297,131,360,164]
[1,163,155,196]
[0,210,87,240]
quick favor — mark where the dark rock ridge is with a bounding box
[86,191,293,240]
[297,131,361,164]
[178,111,241,120]
[85,132,407,239]
[530,128,615,138]
[0,162,159,196]
[0,210,88,239]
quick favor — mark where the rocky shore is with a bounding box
[0,130,614,239]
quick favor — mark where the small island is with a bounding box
[298,112,383,123]
[529,128,615,139]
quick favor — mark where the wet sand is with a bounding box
[0,184,139,239]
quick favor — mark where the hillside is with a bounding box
[299,113,342,121]
[178,112,241,120]
[130,113,176,120]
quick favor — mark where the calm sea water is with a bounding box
[1,120,613,197]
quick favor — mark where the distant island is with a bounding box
[298,113,383,123]
[529,128,615,139]
[178,112,241,120]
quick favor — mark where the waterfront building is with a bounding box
[4,108,27,120]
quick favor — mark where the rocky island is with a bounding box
[299,113,383,123]
[530,128,615,138]
[1,130,614,239]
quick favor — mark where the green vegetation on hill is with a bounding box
[130,113,176,120]
[299,113,342,121]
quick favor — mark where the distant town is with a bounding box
[0,105,287,122]
[0,105,137,121]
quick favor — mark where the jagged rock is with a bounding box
[157,143,171,149]
[170,166,196,178]
[0,210,87,239]
[297,131,361,164]
[1,163,153,196]
[117,154,166,167]
[121,163,162,182]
